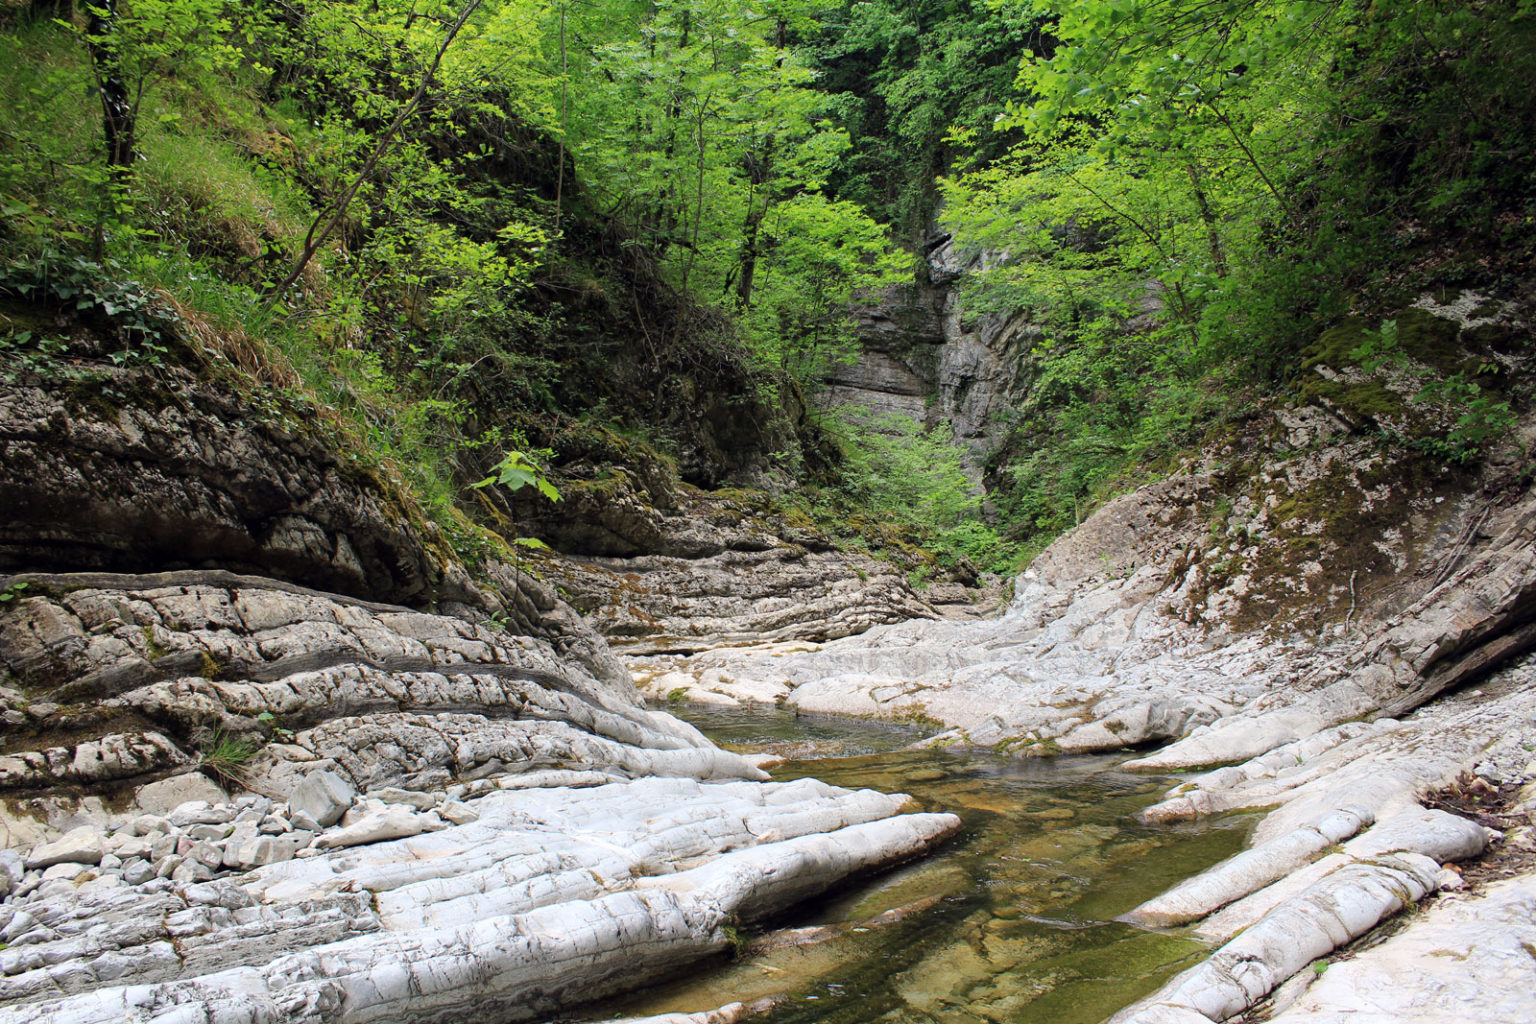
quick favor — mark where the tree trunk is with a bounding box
[29,0,73,22]
[734,148,771,310]
[86,0,134,181]
[1185,163,1227,277]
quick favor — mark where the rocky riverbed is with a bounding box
[619,342,1536,1023]
[3,289,1534,1022]
[0,573,958,1023]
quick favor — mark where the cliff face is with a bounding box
[0,363,450,607]
[819,236,1039,482]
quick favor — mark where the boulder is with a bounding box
[288,770,356,828]
[313,806,445,850]
[133,774,228,816]
[24,827,104,870]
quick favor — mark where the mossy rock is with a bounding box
[1302,308,1464,375]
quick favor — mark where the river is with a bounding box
[578,704,1255,1024]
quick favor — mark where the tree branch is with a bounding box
[267,0,485,304]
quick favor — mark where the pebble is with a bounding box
[439,801,480,825]
[171,861,213,884]
[168,801,236,828]
[372,787,438,811]
[187,824,233,842]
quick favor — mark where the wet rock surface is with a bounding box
[637,296,1536,1022]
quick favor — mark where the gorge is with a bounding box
[4,2,1536,1022]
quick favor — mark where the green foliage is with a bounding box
[5,0,1524,587]
[822,408,1018,573]
[561,0,905,382]
[255,710,294,741]
[473,449,562,501]
[0,581,29,606]
[793,0,1040,238]
[1413,373,1517,465]
[1,248,178,365]
[934,0,1536,553]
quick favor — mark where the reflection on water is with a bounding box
[580,704,1252,1024]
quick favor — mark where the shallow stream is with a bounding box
[580,705,1254,1024]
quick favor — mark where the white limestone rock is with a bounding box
[288,770,356,828]
[313,806,445,850]
[1122,806,1373,928]
[133,774,228,816]
[24,827,104,870]
[1111,853,1445,1023]
[0,776,959,1024]
[437,801,479,826]
[1268,874,1536,1023]
[369,787,436,811]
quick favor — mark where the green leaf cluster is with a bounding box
[472,449,562,501]
[937,0,1536,548]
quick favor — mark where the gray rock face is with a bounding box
[552,546,938,654]
[287,771,355,828]
[0,366,445,604]
[0,573,749,803]
[821,238,1040,480]
[537,486,942,653]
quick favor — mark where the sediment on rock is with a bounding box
[534,482,945,653]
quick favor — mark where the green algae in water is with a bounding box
[584,706,1255,1024]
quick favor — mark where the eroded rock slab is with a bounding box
[0,776,959,1024]
[0,573,752,807]
[1265,873,1536,1023]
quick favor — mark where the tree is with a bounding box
[58,0,238,253]
[269,0,489,300]
[561,0,904,381]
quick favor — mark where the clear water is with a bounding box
[578,705,1253,1024]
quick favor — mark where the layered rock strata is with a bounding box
[0,572,739,806]
[1264,872,1536,1022]
[0,571,960,1022]
[535,485,941,653]
[0,776,957,1023]
[0,365,446,605]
